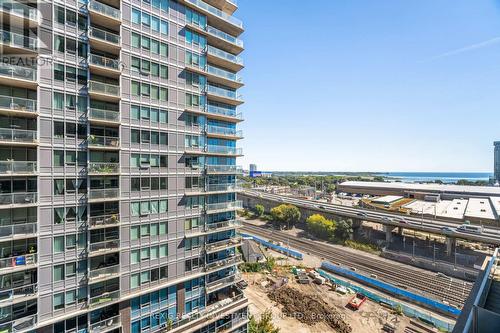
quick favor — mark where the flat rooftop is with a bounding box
[339,181,500,196]
[465,198,495,220]
[372,195,403,204]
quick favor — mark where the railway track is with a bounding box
[242,223,473,308]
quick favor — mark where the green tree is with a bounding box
[270,204,301,228]
[306,214,336,240]
[335,219,353,241]
[249,309,280,333]
[254,204,265,217]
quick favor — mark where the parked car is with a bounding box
[441,226,456,234]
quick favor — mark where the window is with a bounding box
[131,249,140,263]
[54,122,64,138]
[54,264,64,281]
[132,8,140,24]
[54,292,65,310]
[66,262,76,277]
[54,35,64,53]
[54,236,64,253]
[54,207,65,224]
[54,64,64,81]
[131,226,139,240]
[53,92,64,110]
[53,151,64,167]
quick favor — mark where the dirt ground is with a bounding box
[244,269,411,333]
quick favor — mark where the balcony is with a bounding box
[206,183,239,193]
[0,192,36,207]
[0,253,37,272]
[88,265,120,282]
[0,283,37,305]
[89,27,121,53]
[89,214,120,229]
[88,81,120,101]
[0,1,39,27]
[88,135,120,150]
[205,236,242,253]
[89,315,121,333]
[88,0,121,26]
[206,165,242,174]
[0,63,37,89]
[0,129,37,146]
[206,45,243,72]
[0,223,36,239]
[0,30,37,53]
[206,125,242,139]
[89,239,120,256]
[206,272,242,292]
[206,25,243,54]
[89,290,120,308]
[206,200,242,213]
[206,85,243,106]
[205,254,242,272]
[88,162,120,175]
[183,0,243,36]
[0,161,36,175]
[203,0,237,15]
[89,54,121,77]
[0,95,37,117]
[88,108,120,125]
[206,219,242,232]
[206,65,243,89]
[206,145,242,156]
[88,188,120,202]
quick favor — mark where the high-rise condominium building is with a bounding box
[0,0,246,332]
[494,142,500,184]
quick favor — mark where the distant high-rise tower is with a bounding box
[249,164,257,172]
[495,142,500,183]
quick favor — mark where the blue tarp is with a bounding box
[241,233,303,260]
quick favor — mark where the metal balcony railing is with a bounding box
[89,315,121,333]
[0,30,37,51]
[88,135,120,148]
[89,290,120,308]
[185,0,243,29]
[89,0,120,19]
[205,165,242,174]
[88,162,120,174]
[89,239,120,253]
[205,237,242,252]
[89,214,119,228]
[0,63,36,82]
[89,81,120,97]
[205,200,242,212]
[89,108,120,123]
[0,223,36,238]
[89,54,120,71]
[0,253,37,270]
[207,46,243,66]
[206,125,242,137]
[89,27,120,45]
[205,254,242,272]
[206,145,242,155]
[0,0,38,21]
[0,161,36,174]
[0,129,37,144]
[0,192,37,206]
[206,85,242,101]
[0,95,36,113]
[207,25,243,47]
[88,188,119,200]
[88,265,120,281]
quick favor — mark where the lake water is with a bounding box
[377,172,492,183]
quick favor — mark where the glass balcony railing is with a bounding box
[88,188,119,200]
[0,161,36,174]
[206,85,242,101]
[89,290,120,308]
[206,45,243,66]
[89,108,120,123]
[206,145,242,155]
[206,183,239,192]
[0,253,36,270]
[88,162,120,174]
[205,165,242,174]
[89,214,119,228]
[0,95,36,113]
[89,27,120,45]
[205,237,242,252]
[89,81,120,97]
[185,0,242,29]
[206,272,241,291]
[88,135,120,148]
[207,25,243,47]
[206,219,241,231]
[88,265,120,281]
[205,254,242,272]
[0,283,37,303]
[206,65,242,83]
[0,30,37,51]
[0,223,36,238]
[89,315,121,333]
[0,129,37,144]
[89,54,120,71]
[89,239,120,254]
[0,0,38,21]
[206,104,242,120]
[89,0,120,19]
[0,63,36,82]
[0,192,36,206]
[206,200,242,213]
[206,125,242,137]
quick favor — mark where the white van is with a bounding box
[457,224,484,234]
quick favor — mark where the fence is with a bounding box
[241,233,303,260]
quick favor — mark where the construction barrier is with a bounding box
[241,233,303,260]
[318,264,457,332]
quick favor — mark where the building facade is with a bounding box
[494,141,500,184]
[0,0,246,332]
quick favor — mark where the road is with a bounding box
[241,190,500,245]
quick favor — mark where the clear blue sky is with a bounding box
[236,0,500,172]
